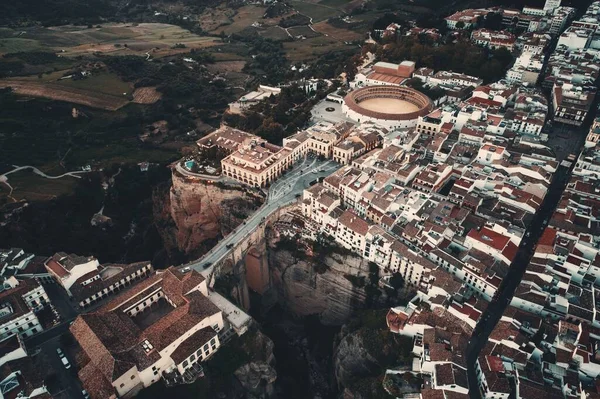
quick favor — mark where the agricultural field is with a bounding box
[132,87,161,104]
[283,35,355,62]
[0,24,219,58]
[288,25,321,39]
[0,79,130,110]
[57,72,132,96]
[260,26,291,41]
[289,0,344,22]
[318,0,355,6]
[207,5,269,36]
[312,20,365,41]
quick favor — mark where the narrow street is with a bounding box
[466,136,582,398]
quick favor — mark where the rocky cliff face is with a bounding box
[267,245,370,326]
[154,170,264,258]
[233,327,278,399]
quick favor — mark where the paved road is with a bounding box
[465,147,580,398]
[182,156,341,278]
[40,335,86,399]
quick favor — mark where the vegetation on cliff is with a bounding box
[335,309,414,399]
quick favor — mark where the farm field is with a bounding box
[289,0,344,22]
[283,35,354,62]
[318,0,355,6]
[208,5,268,36]
[0,79,130,110]
[288,25,321,39]
[0,24,219,58]
[57,72,132,96]
[132,87,161,104]
[312,21,365,41]
[260,26,291,41]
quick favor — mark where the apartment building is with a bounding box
[0,278,48,340]
[552,82,596,126]
[471,29,517,50]
[44,252,100,294]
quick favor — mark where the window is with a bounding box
[28,322,34,328]
[120,383,125,388]
[130,375,135,380]
[32,328,37,334]
[182,360,189,368]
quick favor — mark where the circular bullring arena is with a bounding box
[342,85,434,129]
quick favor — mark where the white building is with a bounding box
[72,267,228,399]
[44,252,100,294]
[0,278,49,340]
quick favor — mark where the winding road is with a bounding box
[0,165,88,200]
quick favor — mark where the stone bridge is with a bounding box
[181,203,296,310]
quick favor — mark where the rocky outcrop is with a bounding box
[332,310,415,398]
[156,170,264,257]
[267,247,370,326]
[234,362,277,398]
[233,326,278,399]
[333,327,382,390]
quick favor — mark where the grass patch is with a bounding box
[283,35,352,62]
[210,5,268,36]
[0,38,44,55]
[56,72,132,96]
[2,169,80,202]
[312,21,364,41]
[259,26,291,41]
[287,25,321,39]
[319,0,355,7]
[290,0,344,22]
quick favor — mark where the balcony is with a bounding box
[163,362,205,387]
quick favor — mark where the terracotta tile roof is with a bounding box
[170,327,217,364]
[338,210,370,236]
[44,259,69,278]
[467,227,510,252]
[71,267,219,385]
[78,361,117,399]
[70,261,152,302]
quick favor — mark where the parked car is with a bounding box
[61,356,71,370]
[56,348,64,358]
[82,390,90,399]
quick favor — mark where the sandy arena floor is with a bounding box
[358,98,420,114]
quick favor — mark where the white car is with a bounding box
[82,390,90,399]
[61,356,71,370]
[56,348,64,358]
